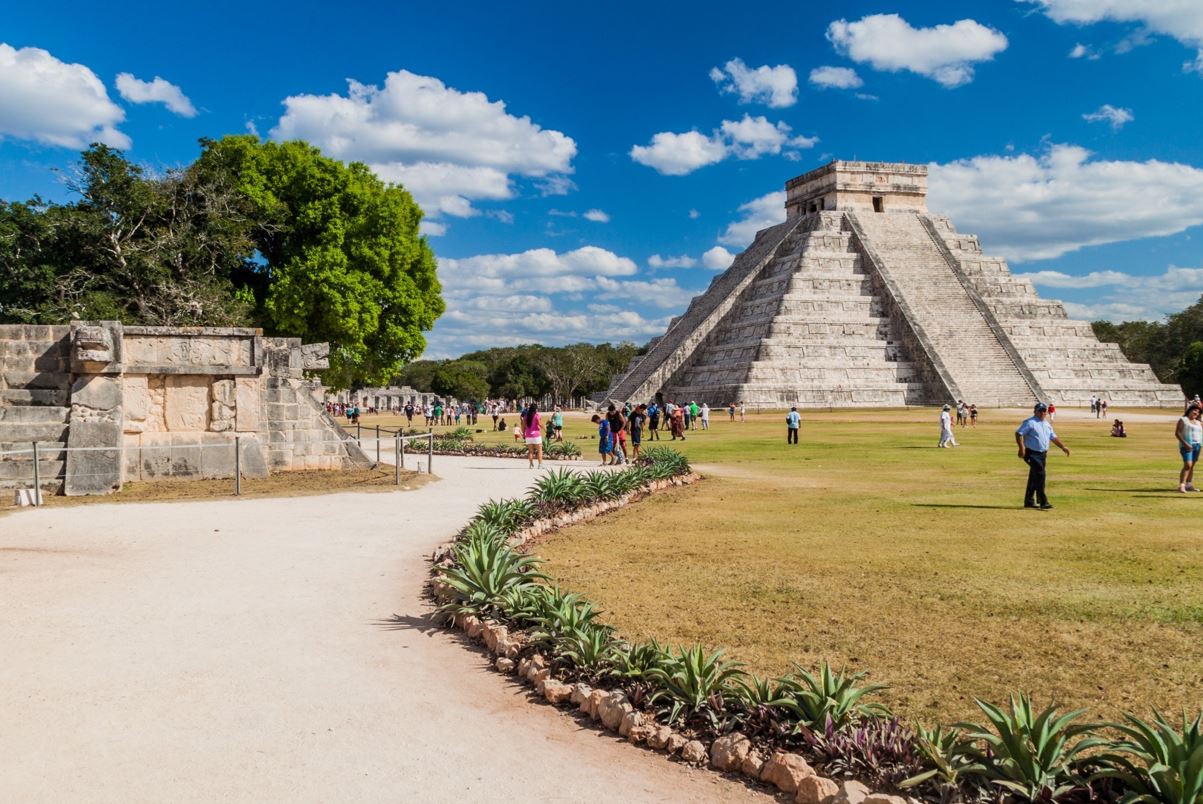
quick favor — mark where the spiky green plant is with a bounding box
[735,675,799,739]
[1093,710,1203,804]
[778,661,890,730]
[496,583,554,628]
[473,498,536,535]
[638,446,690,475]
[555,623,621,682]
[580,470,624,502]
[528,588,611,650]
[957,693,1098,801]
[900,725,984,798]
[527,467,587,509]
[456,519,511,546]
[436,531,547,617]
[648,645,748,729]
[612,638,675,682]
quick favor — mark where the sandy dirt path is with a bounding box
[0,455,768,803]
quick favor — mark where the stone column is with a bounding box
[64,321,125,495]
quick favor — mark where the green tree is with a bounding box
[1180,341,1203,398]
[431,360,490,401]
[199,136,444,387]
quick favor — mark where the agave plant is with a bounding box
[546,440,581,458]
[528,588,611,650]
[473,498,536,535]
[580,470,624,502]
[647,645,748,730]
[805,716,926,789]
[555,623,621,682]
[496,583,555,628]
[457,519,511,546]
[638,446,691,476]
[778,661,890,730]
[527,467,587,510]
[1093,710,1203,804]
[611,466,650,495]
[900,724,984,799]
[735,675,798,739]
[957,694,1098,802]
[436,532,547,617]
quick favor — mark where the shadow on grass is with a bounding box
[912,503,1019,510]
[1084,487,1200,495]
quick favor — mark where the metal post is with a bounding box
[394,437,401,485]
[427,430,434,474]
[357,422,361,442]
[399,435,405,470]
[376,424,381,464]
[31,441,40,506]
[234,436,242,496]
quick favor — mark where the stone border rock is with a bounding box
[427,472,919,804]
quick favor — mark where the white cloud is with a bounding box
[419,220,447,237]
[809,65,864,89]
[422,245,694,356]
[719,191,786,247]
[1082,104,1133,129]
[1017,265,1203,322]
[689,209,700,219]
[721,114,818,159]
[1068,43,1100,59]
[536,175,577,196]
[270,68,576,218]
[115,73,197,117]
[630,116,816,176]
[630,130,728,176]
[648,254,697,269]
[826,13,1008,87]
[927,144,1203,261]
[1022,1,1203,49]
[709,58,798,108]
[0,43,128,148]
[583,208,610,223]
[702,246,736,270]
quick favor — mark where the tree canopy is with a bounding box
[0,137,443,387]
[1092,294,1203,397]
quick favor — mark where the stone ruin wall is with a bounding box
[0,321,371,495]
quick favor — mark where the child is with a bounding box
[591,413,613,466]
[512,423,521,442]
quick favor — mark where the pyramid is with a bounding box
[605,161,1182,408]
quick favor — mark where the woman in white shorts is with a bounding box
[522,403,544,469]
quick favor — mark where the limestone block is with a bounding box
[164,376,210,431]
[168,434,203,478]
[64,420,122,495]
[212,379,236,407]
[199,434,237,479]
[71,375,122,412]
[235,377,261,432]
[123,376,150,433]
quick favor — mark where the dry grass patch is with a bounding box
[535,407,1203,725]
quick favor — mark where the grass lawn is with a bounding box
[408,405,1203,726]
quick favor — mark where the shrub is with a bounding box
[779,661,890,730]
[436,530,547,617]
[638,446,690,476]
[528,588,611,651]
[648,645,748,730]
[580,470,624,502]
[900,725,984,799]
[735,675,799,740]
[956,694,1097,801]
[805,716,926,790]
[527,467,587,510]
[473,498,536,535]
[555,623,621,683]
[1093,710,1203,804]
[546,440,581,458]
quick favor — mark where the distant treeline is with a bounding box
[396,342,642,402]
[1092,293,1203,398]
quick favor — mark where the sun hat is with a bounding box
[942,404,950,410]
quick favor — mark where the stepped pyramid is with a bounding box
[606,161,1182,408]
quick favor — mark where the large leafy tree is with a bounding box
[199,136,443,386]
[1093,294,1203,393]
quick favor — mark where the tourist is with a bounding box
[671,403,686,440]
[606,404,627,464]
[1175,403,1202,493]
[592,413,614,466]
[491,403,499,431]
[522,402,543,469]
[970,404,979,428]
[689,400,700,430]
[552,405,564,442]
[739,403,746,422]
[938,404,957,448]
[1048,401,1057,422]
[1015,402,1070,510]
[728,403,736,421]
[1100,399,1109,418]
[647,401,661,440]
[1089,395,1097,415]
[1111,419,1127,438]
[700,402,710,430]
[404,402,414,426]
[786,406,801,445]
[956,400,966,427]
[512,421,521,442]
[629,404,646,461]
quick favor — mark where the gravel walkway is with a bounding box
[0,455,767,803]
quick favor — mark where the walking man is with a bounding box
[938,404,957,448]
[786,406,801,444]
[1015,402,1070,510]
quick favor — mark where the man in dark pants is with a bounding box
[1015,402,1070,509]
[786,406,801,444]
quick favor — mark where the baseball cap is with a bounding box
[1034,402,1049,413]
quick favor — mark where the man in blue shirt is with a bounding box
[786,406,801,445]
[1015,402,1071,509]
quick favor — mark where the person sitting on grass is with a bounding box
[1111,419,1126,438]
[497,417,506,434]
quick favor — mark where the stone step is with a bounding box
[0,460,64,481]
[1,371,71,390]
[0,340,69,358]
[0,325,71,342]
[0,422,70,442]
[0,353,68,372]
[0,441,66,460]
[0,388,68,406]
[0,406,70,423]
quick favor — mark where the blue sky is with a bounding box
[3,1,1202,357]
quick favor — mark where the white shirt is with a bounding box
[1182,417,1203,445]
[940,411,952,430]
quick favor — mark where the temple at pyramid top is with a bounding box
[786,160,929,216]
[603,159,1183,409]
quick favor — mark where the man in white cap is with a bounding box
[1015,402,1071,509]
